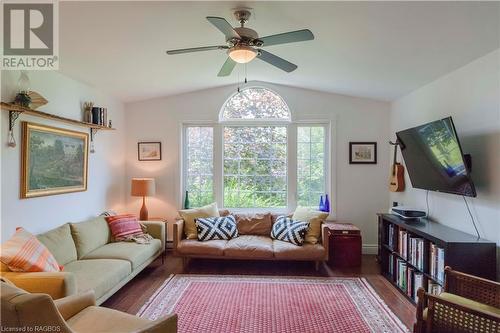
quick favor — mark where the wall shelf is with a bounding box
[1,102,115,151]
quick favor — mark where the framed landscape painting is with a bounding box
[138,142,162,161]
[349,142,377,164]
[21,122,88,198]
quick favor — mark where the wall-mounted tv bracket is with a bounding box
[389,139,405,150]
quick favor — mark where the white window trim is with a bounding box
[181,120,335,218]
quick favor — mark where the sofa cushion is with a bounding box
[177,239,227,256]
[235,213,273,236]
[82,239,161,270]
[37,224,77,266]
[70,217,111,259]
[439,292,500,316]
[224,235,274,258]
[292,207,329,244]
[66,306,151,333]
[63,259,131,300]
[273,240,326,260]
[178,203,220,240]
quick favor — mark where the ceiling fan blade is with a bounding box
[217,57,237,77]
[259,29,314,47]
[257,49,297,73]
[207,16,241,40]
[166,45,227,55]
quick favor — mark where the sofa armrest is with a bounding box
[142,221,166,252]
[0,271,77,300]
[137,313,178,333]
[173,220,184,255]
[54,290,96,320]
[321,224,330,261]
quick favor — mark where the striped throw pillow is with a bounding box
[0,227,61,272]
[105,214,144,241]
[271,216,310,246]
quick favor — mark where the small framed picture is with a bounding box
[138,142,162,161]
[349,142,377,164]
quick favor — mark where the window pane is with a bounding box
[185,126,214,207]
[297,126,326,207]
[223,126,287,208]
[221,88,291,120]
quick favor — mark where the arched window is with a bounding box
[220,87,291,121]
[183,86,329,210]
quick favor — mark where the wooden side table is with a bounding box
[325,223,362,268]
[148,217,168,264]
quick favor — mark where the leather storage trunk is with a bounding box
[327,223,362,268]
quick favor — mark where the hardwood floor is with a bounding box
[103,252,416,330]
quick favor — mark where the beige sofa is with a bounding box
[1,216,165,304]
[173,213,329,267]
[1,277,177,333]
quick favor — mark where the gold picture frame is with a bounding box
[21,122,89,198]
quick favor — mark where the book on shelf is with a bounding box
[413,272,424,302]
[387,224,395,249]
[394,258,425,301]
[398,230,408,259]
[429,243,445,283]
[428,281,442,295]
[408,236,424,270]
[396,259,407,291]
[388,254,394,277]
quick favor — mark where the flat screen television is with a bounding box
[396,117,476,197]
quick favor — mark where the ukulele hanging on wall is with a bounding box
[389,141,405,192]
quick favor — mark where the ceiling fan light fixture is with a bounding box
[228,45,257,64]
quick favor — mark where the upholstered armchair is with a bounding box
[1,278,177,333]
[414,267,500,333]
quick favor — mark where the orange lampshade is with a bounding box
[131,178,156,197]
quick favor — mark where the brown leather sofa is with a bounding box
[173,213,329,268]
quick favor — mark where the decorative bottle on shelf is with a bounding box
[319,195,325,212]
[324,194,330,213]
[184,191,190,209]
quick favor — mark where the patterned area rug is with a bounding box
[137,275,409,333]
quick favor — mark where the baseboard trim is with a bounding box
[362,244,378,255]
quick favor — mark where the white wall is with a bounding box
[390,49,500,277]
[124,81,391,250]
[0,70,126,240]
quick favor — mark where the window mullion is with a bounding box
[214,124,223,208]
[288,124,297,211]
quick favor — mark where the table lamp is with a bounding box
[131,178,156,220]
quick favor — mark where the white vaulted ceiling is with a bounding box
[58,1,500,102]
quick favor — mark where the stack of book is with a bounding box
[398,229,408,259]
[408,236,424,270]
[429,243,445,283]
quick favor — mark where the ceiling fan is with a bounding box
[166,9,314,77]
